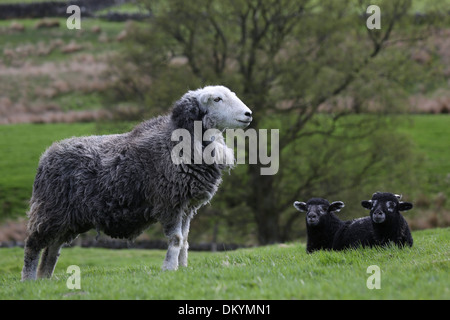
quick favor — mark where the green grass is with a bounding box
[410,0,450,13]
[96,2,149,15]
[0,228,448,299]
[400,115,450,177]
[0,18,125,61]
[399,114,450,197]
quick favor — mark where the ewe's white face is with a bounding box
[197,86,252,130]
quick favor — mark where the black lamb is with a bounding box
[293,198,345,253]
[361,192,414,248]
[331,216,375,250]
[333,192,413,250]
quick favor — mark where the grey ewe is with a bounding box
[21,85,252,280]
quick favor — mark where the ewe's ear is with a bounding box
[171,95,206,129]
[293,201,308,212]
[398,202,413,212]
[329,201,345,214]
[361,200,372,210]
[199,91,213,105]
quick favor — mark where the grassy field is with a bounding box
[0,16,128,123]
[400,115,450,177]
[398,115,450,204]
[0,228,448,299]
[0,4,449,295]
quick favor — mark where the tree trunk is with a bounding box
[247,163,280,244]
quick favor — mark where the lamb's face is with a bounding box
[361,192,413,224]
[294,198,345,227]
[198,86,252,130]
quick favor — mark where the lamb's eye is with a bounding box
[213,97,222,102]
[386,201,395,211]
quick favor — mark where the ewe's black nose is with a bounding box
[245,111,252,117]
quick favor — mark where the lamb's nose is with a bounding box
[373,211,383,219]
[245,111,252,117]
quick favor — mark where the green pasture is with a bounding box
[398,115,450,197]
[0,1,449,300]
[0,228,448,299]
[399,115,450,177]
[0,17,125,60]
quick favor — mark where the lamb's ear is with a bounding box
[329,201,345,214]
[361,200,372,209]
[372,191,381,197]
[293,201,308,212]
[398,202,413,212]
[171,95,206,130]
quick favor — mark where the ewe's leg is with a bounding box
[162,217,183,271]
[178,213,193,268]
[37,242,63,279]
[21,234,43,281]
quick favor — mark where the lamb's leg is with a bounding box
[21,234,43,281]
[37,242,63,279]
[162,216,183,271]
[178,213,193,268]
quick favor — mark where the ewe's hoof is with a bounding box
[162,263,178,271]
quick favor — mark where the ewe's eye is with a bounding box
[386,201,395,212]
[213,97,222,102]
